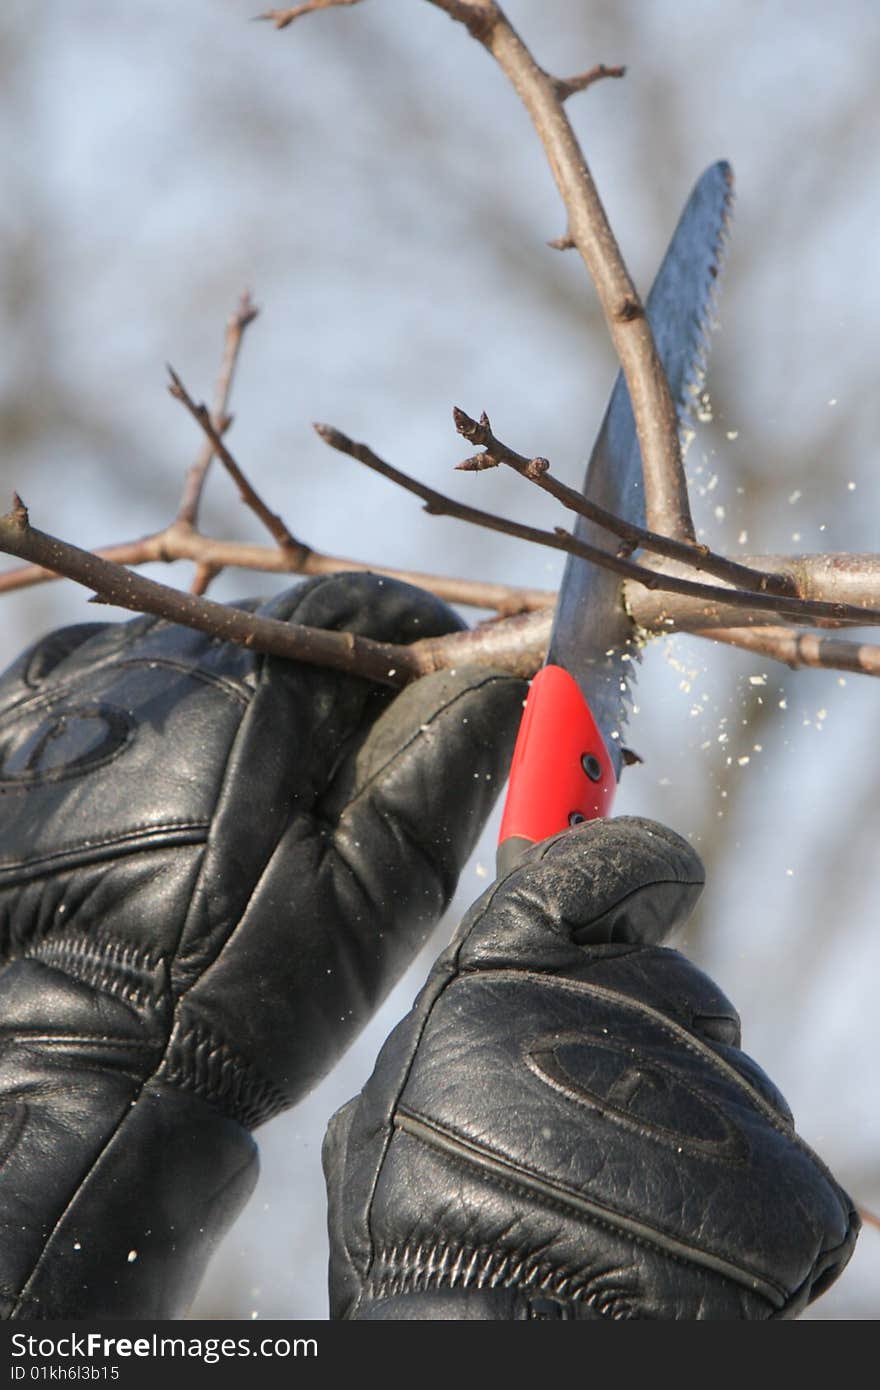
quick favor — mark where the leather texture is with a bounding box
[0,573,526,1318]
[324,817,860,1320]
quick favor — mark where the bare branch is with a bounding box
[168,367,299,552]
[317,423,880,629]
[699,625,880,676]
[257,0,364,29]
[0,499,423,686]
[626,554,880,632]
[176,291,259,529]
[453,406,795,597]
[426,0,696,542]
[416,607,550,680]
[2,500,878,686]
[0,522,552,615]
[553,63,626,103]
[190,561,221,597]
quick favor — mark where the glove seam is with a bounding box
[340,673,519,814]
[8,1082,255,1320]
[355,866,539,1295]
[358,943,480,1295]
[8,644,251,720]
[392,1106,786,1309]
[171,644,289,971]
[8,1086,162,1317]
[0,822,210,882]
[1,625,154,717]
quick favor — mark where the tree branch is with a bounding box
[176,291,259,530]
[1,3,876,696]
[697,625,880,676]
[2,497,878,684]
[258,0,364,29]
[0,497,424,686]
[425,0,696,543]
[167,367,298,552]
[0,523,551,615]
[453,406,794,597]
[860,1206,880,1233]
[553,64,626,102]
[316,422,880,629]
[625,554,880,631]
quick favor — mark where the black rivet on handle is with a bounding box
[569,811,586,826]
[581,753,602,782]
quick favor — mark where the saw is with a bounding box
[498,161,733,875]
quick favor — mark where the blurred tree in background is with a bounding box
[0,0,877,1318]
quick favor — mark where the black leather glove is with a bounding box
[0,573,525,1319]
[324,817,859,1320]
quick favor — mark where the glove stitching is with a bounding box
[392,1107,786,1308]
[156,1015,289,1129]
[367,1236,606,1314]
[22,932,166,1013]
[567,875,706,943]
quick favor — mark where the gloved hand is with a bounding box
[324,817,859,1320]
[0,573,525,1319]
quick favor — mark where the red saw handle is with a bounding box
[496,665,616,878]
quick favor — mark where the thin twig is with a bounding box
[426,0,696,543]
[257,0,363,29]
[316,423,880,629]
[176,292,259,529]
[553,63,626,102]
[453,406,794,597]
[168,367,299,552]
